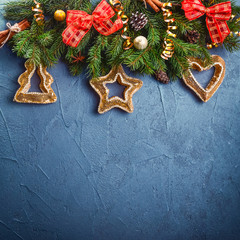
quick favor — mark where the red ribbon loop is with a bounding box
[181,0,232,43]
[62,0,123,47]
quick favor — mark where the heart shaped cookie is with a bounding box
[182,55,226,102]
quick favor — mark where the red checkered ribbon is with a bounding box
[62,0,123,47]
[181,0,231,43]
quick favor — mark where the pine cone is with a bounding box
[130,11,148,31]
[185,30,200,44]
[155,70,170,84]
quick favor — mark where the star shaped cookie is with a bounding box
[90,65,143,114]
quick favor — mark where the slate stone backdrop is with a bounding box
[0,0,240,240]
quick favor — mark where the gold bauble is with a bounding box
[54,10,66,22]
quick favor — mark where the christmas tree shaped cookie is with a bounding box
[14,59,57,104]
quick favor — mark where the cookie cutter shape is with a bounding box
[90,65,143,114]
[14,59,57,104]
[182,55,226,102]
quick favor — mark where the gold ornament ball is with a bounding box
[133,36,148,50]
[54,10,66,21]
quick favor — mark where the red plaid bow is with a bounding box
[181,0,231,43]
[62,0,123,47]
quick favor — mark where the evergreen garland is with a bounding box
[3,0,240,80]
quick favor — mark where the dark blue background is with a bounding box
[0,0,240,239]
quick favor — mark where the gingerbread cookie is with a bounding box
[182,55,226,102]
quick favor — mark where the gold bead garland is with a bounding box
[110,0,133,50]
[161,3,177,60]
[32,0,44,25]
[207,42,219,49]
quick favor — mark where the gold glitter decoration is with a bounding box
[32,0,44,25]
[90,65,143,114]
[14,59,57,104]
[161,3,177,60]
[110,0,133,50]
[182,55,226,102]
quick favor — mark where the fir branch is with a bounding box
[4,0,34,21]
[224,35,240,52]
[87,35,108,77]
[2,0,240,81]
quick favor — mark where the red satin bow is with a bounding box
[62,0,123,47]
[181,0,231,43]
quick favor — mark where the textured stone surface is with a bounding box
[0,1,240,240]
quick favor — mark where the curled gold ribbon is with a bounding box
[110,0,133,50]
[161,3,177,60]
[32,0,44,25]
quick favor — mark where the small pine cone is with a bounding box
[185,30,200,44]
[155,70,170,84]
[130,11,148,31]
